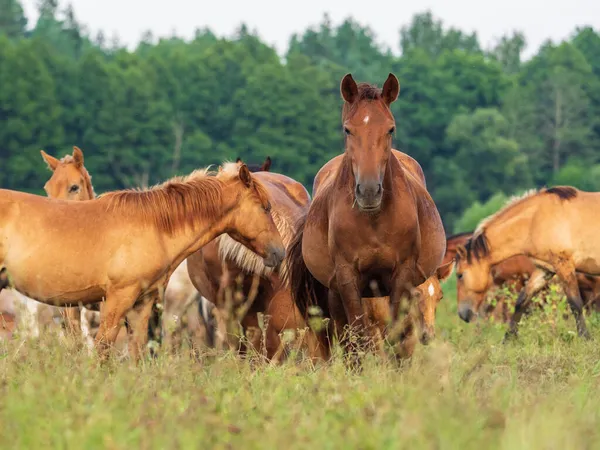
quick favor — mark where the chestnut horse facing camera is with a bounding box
[311,149,452,350]
[286,73,446,358]
[0,163,284,359]
[187,159,325,361]
[454,186,600,341]
[444,232,600,323]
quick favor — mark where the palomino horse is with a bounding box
[286,73,446,358]
[454,186,600,340]
[311,148,453,349]
[187,160,325,360]
[0,163,285,359]
[444,232,600,323]
[41,146,99,344]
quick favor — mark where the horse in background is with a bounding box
[0,163,285,359]
[40,146,105,346]
[286,73,446,361]
[454,186,600,340]
[236,156,271,173]
[443,231,600,323]
[187,159,325,361]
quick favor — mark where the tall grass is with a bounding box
[1,276,600,449]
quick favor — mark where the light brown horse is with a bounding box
[312,149,452,347]
[0,163,285,359]
[286,74,446,358]
[41,146,99,341]
[445,232,600,323]
[454,186,600,340]
[187,160,325,360]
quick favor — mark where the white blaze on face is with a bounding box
[428,282,435,297]
[363,115,369,124]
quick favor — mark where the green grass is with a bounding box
[2,276,600,449]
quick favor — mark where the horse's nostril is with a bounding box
[376,184,382,194]
[356,184,362,195]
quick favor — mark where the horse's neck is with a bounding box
[160,190,234,269]
[484,203,537,264]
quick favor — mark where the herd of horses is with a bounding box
[1,72,600,365]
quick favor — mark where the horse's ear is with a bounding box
[40,150,59,171]
[382,73,400,105]
[239,164,253,188]
[340,73,359,103]
[72,146,84,168]
[262,156,272,172]
[236,157,242,163]
[456,245,467,261]
[436,261,456,283]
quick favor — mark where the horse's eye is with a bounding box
[457,273,463,280]
[265,202,272,213]
[389,127,395,135]
[344,127,351,135]
[69,185,79,193]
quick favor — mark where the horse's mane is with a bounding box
[59,154,96,198]
[217,207,295,279]
[462,186,579,262]
[100,165,270,236]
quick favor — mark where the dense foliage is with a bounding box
[1,2,599,231]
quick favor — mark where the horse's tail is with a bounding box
[284,214,329,320]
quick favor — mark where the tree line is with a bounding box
[1,0,599,231]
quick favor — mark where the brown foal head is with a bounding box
[340,73,400,212]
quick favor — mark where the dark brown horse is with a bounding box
[236,156,271,173]
[286,74,446,358]
[187,160,325,361]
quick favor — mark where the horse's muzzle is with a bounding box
[458,303,475,323]
[355,182,383,212]
[420,326,435,345]
[263,244,285,268]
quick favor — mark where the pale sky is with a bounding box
[21,0,600,59]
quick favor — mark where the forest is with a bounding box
[1,0,599,231]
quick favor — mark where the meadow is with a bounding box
[1,276,600,450]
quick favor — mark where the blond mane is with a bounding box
[216,208,295,280]
[473,189,539,237]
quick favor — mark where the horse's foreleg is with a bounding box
[553,260,590,339]
[125,291,160,361]
[95,287,139,360]
[334,266,372,355]
[504,268,551,341]
[389,267,418,360]
[504,268,552,342]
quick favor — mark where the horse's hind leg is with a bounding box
[504,268,551,341]
[553,260,591,339]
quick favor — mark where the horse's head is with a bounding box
[41,146,94,201]
[340,73,399,213]
[218,163,285,268]
[235,156,272,173]
[412,264,453,344]
[455,235,493,323]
